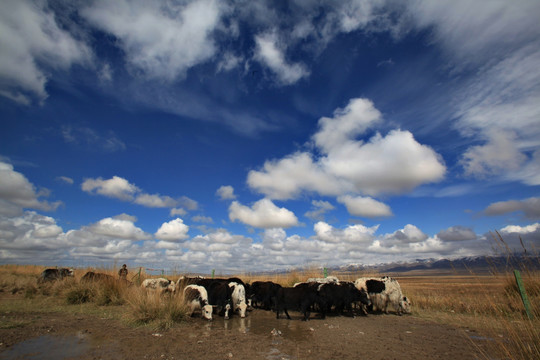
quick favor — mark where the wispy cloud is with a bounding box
[61,126,126,153]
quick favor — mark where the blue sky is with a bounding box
[1,0,539,273]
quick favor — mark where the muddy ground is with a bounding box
[0,305,488,360]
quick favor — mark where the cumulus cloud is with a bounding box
[155,218,189,242]
[229,198,299,229]
[216,185,236,200]
[247,152,347,200]
[314,221,378,244]
[81,0,224,81]
[248,98,445,200]
[484,197,540,219]
[382,224,429,246]
[0,161,61,216]
[0,0,92,104]
[82,175,198,211]
[82,176,139,201]
[313,98,382,153]
[89,215,151,240]
[338,195,392,218]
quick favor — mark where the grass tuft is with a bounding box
[124,288,189,329]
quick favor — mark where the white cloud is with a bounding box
[500,223,540,235]
[170,208,187,217]
[382,224,429,245]
[247,152,348,200]
[509,150,540,186]
[82,176,139,201]
[192,215,213,224]
[338,195,392,218]
[0,212,68,258]
[461,131,527,178]
[405,1,540,185]
[248,98,446,199]
[313,98,382,153]
[134,193,178,208]
[314,221,378,244]
[229,198,299,229]
[322,129,446,196]
[216,185,236,200]
[89,215,151,240]
[82,175,197,210]
[484,197,540,219]
[498,223,540,251]
[304,200,335,221]
[0,0,92,104]
[254,31,309,85]
[82,0,224,81]
[0,161,61,216]
[406,0,540,66]
[177,196,199,211]
[56,176,74,185]
[216,52,242,73]
[155,218,189,242]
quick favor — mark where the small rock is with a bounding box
[228,353,233,358]
[152,333,163,337]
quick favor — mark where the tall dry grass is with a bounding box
[124,288,189,329]
[0,265,190,329]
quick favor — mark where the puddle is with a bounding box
[2,334,90,359]
[469,335,496,342]
[207,309,312,342]
[264,347,292,360]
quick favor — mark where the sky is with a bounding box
[1,0,539,274]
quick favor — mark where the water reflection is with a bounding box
[207,309,312,342]
[2,334,89,360]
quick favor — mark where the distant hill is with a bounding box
[334,254,539,275]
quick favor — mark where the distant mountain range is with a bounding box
[335,254,540,275]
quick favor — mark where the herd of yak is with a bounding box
[37,268,411,321]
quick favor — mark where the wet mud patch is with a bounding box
[2,333,89,359]
[0,309,484,359]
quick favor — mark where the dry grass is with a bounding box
[124,288,189,329]
[1,252,538,359]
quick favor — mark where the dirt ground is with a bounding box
[0,305,485,360]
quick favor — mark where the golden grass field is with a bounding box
[0,263,538,359]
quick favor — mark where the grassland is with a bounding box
[0,264,538,359]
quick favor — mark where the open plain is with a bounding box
[0,265,538,359]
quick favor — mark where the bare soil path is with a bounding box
[0,308,483,360]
